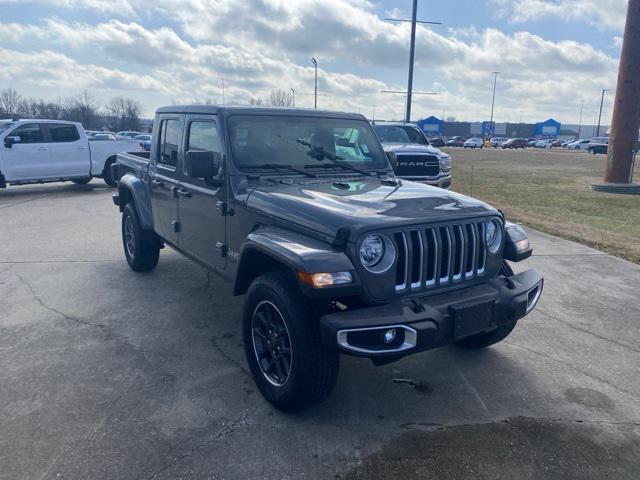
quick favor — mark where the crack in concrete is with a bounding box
[0,193,54,210]
[210,333,250,377]
[144,404,262,480]
[14,272,107,330]
[536,307,640,354]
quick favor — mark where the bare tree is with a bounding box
[0,88,27,117]
[73,91,99,128]
[105,96,142,131]
[269,88,293,107]
[249,97,264,106]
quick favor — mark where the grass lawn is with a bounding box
[446,147,640,264]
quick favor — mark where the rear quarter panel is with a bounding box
[89,139,139,175]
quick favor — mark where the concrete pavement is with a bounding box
[0,181,639,479]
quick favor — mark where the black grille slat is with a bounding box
[392,220,489,293]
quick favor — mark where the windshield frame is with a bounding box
[226,113,390,175]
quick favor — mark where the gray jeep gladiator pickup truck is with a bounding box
[112,105,543,412]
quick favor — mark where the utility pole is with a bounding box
[603,0,640,186]
[577,99,584,138]
[596,89,607,137]
[290,88,295,108]
[488,71,499,137]
[310,57,318,109]
[385,2,441,123]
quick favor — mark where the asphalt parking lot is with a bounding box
[1,181,639,479]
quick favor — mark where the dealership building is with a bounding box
[415,116,593,138]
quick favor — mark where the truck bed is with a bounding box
[116,151,150,180]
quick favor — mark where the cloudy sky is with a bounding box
[0,0,627,123]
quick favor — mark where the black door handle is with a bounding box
[151,179,165,188]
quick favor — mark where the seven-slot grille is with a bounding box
[395,154,440,177]
[393,221,488,293]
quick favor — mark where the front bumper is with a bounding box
[398,174,451,189]
[319,268,542,362]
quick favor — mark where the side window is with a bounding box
[187,121,220,154]
[158,119,181,168]
[10,123,44,144]
[49,124,80,143]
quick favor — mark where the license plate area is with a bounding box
[451,300,495,339]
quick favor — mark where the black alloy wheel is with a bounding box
[251,300,293,387]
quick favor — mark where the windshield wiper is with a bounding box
[296,139,372,177]
[242,163,316,178]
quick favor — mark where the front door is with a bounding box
[177,117,226,269]
[45,123,89,177]
[150,115,183,246]
[2,123,51,181]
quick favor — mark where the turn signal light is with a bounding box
[297,271,353,288]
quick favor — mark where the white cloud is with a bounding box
[490,0,627,31]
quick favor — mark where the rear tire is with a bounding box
[72,177,92,185]
[243,271,340,412]
[122,203,160,272]
[454,261,517,349]
[103,157,117,187]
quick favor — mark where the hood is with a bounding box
[381,143,447,157]
[246,178,498,238]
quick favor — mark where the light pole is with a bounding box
[290,88,295,108]
[221,76,225,105]
[596,89,608,137]
[488,71,499,137]
[310,57,318,109]
[577,99,584,138]
[372,104,376,122]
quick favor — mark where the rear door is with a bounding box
[45,123,89,178]
[149,115,183,246]
[177,116,226,269]
[2,123,51,181]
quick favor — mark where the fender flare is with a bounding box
[234,227,355,295]
[116,173,154,231]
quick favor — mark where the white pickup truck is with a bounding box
[0,119,138,188]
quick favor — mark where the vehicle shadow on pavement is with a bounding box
[0,181,112,200]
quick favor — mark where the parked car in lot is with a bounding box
[428,137,445,147]
[490,137,508,148]
[549,139,564,148]
[534,139,552,148]
[134,134,152,152]
[0,119,136,188]
[588,137,609,154]
[113,105,543,412]
[463,137,484,148]
[527,139,538,147]
[501,138,528,149]
[372,122,451,188]
[445,136,465,147]
[567,139,590,150]
[116,131,142,139]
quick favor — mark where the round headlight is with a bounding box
[360,234,384,268]
[359,234,396,273]
[485,220,503,254]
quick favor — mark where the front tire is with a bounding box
[454,261,517,349]
[122,203,160,272]
[243,271,340,412]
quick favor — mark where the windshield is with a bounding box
[373,125,428,145]
[228,115,389,171]
[0,121,15,135]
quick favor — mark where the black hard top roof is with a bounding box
[155,104,365,120]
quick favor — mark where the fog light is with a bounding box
[383,328,396,344]
[297,271,353,288]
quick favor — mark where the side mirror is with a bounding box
[385,150,398,170]
[186,150,220,179]
[4,136,20,148]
